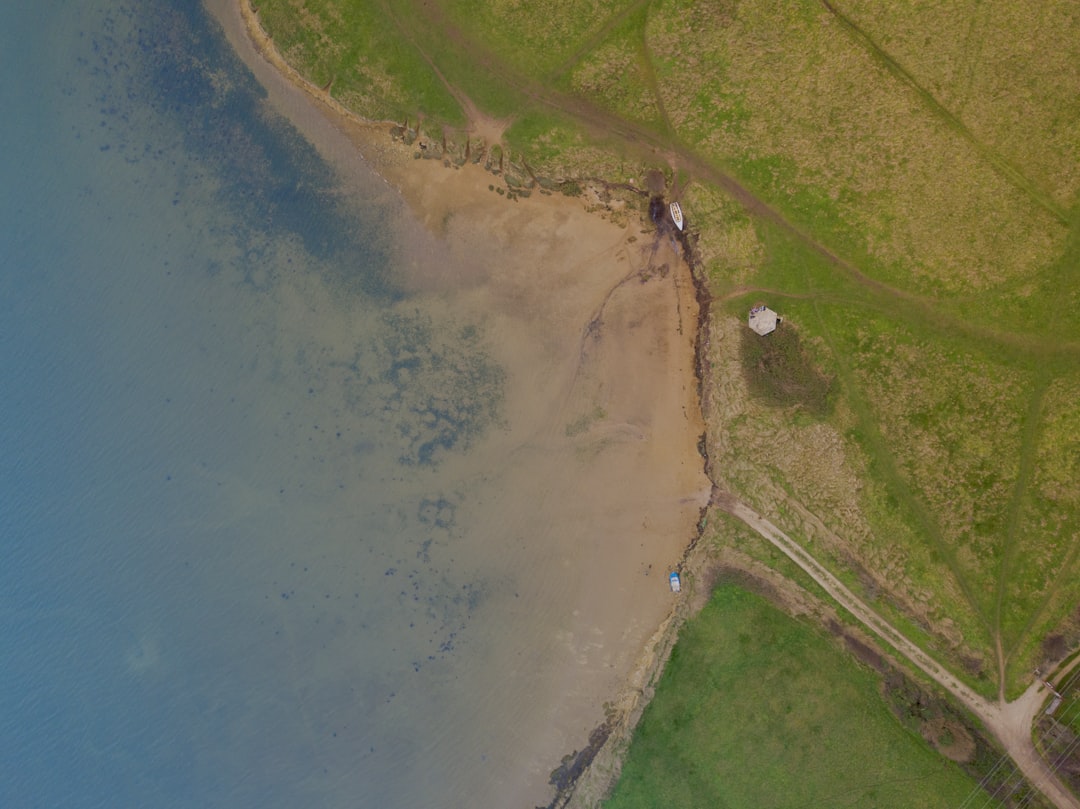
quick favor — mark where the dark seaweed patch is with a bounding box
[80,1,509,465]
[85,0,398,301]
[338,310,505,466]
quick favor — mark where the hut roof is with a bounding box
[749,305,778,336]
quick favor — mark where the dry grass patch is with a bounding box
[683,183,764,288]
[569,39,663,130]
[642,1,746,145]
[1001,375,1080,680]
[839,313,1029,611]
[644,0,1067,295]
[854,467,991,672]
[836,0,1080,209]
[442,0,631,77]
[1030,376,1080,510]
[701,313,990,671]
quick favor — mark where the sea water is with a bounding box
[1,2,704,807]
[0,2,509,805]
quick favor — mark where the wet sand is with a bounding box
[205,1,711,804]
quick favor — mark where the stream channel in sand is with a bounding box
[205,1,712,806]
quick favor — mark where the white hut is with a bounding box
[748,305,779,336]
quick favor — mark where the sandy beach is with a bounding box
[204,1,711,804]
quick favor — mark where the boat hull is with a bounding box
[669,202,683,231]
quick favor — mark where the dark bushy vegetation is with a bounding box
[739,323,831,416]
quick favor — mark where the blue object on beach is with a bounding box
[669,571,681,593]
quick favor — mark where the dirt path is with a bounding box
[995,376,1051,690]
[407,0,1080,365]
[714,491,1080,809]
[376,0,512,144]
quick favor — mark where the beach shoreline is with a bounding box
[205,1,714,805]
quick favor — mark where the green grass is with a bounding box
[563,4,669,133]
[256,0,466,124]
[440,0,635,79]
[704,206,1080,694]
[603,585,982,809]
[255,0,1080,698]
[707,511,839,611]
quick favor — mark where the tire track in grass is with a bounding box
[377,0,503,135]
[723,248,1080,696]
[954,0,988,118]
[663,147,1080,363]
[546,1,677,144]
[999,212,1080,687]
[636,5,676,142]
[806,298,996,657]
[410,0,1080,365]
[820,0,1069,225]
[781,212,995,667]
[1009,525,1080,696]
[743,217,995,674]
[543,0,653,87]
[994,375,1051,697]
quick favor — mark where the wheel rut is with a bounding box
[820,0,1069,224]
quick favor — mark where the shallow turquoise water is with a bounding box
[0,2,517,806]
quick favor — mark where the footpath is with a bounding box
[715,491,1080,809]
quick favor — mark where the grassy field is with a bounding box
[834,0,1080,213]
[255,0,466,125]
[602,584,986,809]
[253,0,1080,699]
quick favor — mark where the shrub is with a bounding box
[739,322,831,416]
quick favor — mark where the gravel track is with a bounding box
[716,491,1080,809]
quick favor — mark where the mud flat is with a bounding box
[204,1,711,806]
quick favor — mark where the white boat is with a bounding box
[669,201,684,231]
[669,571,681,593]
